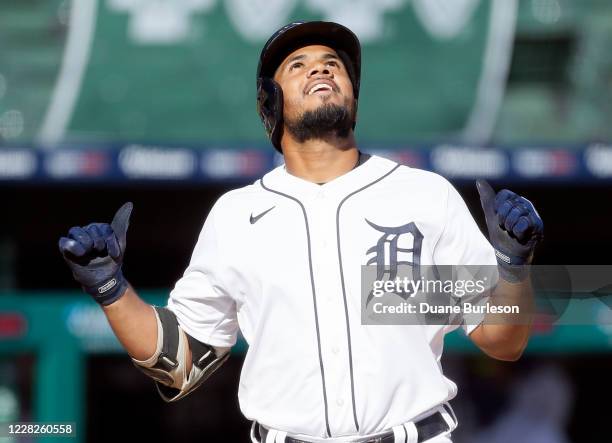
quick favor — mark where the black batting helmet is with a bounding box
[256,21,361,152]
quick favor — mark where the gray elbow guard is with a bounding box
[132,306,230,402]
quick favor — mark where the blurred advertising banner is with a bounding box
[2,143,611,184]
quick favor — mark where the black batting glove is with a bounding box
[58,203,133,305]
[476,180,543,283]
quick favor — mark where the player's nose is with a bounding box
[307,62,331,78]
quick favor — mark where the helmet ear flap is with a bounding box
[257,77,284,152]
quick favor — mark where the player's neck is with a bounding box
[281,134,359,184]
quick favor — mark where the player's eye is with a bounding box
[326,60,339,68]
[289,62,303,71]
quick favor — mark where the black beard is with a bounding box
[285,103,353,143]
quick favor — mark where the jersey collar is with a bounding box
[261,155,399,202]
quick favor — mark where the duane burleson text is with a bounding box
[372,302,519,315]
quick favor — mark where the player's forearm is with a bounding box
[473,278,534,360]
[102,285,158,361]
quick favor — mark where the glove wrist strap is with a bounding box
[494,248,532,283]
[83,269,129,306]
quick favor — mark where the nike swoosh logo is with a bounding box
[250,206,275,224]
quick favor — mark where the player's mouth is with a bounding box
[304,79,337,96]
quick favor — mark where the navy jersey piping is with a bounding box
[259,178,332,438]
[335,163,401,432]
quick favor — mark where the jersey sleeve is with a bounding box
[433,180,498,335]
[166,201,239,348]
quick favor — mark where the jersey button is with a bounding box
[316,191,325,199]
[332,346,340,355]
[336,398,344,407]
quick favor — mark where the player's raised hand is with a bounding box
[476,180,543,282]
[59,202,133,305]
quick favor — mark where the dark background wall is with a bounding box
[3,180,609,292]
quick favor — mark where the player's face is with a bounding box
[274,45,355,120]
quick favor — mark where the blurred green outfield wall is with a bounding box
[2,0,612,146]
[0,0,502,144]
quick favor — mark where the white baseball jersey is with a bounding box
[167,155,496,438]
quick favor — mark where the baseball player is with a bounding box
[59,22,543,443]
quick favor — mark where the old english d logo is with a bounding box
[365,219,424,304]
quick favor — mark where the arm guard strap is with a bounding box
[132,306,230,402]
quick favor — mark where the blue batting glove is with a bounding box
[59,202,133,305]
[476,180,543,282]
